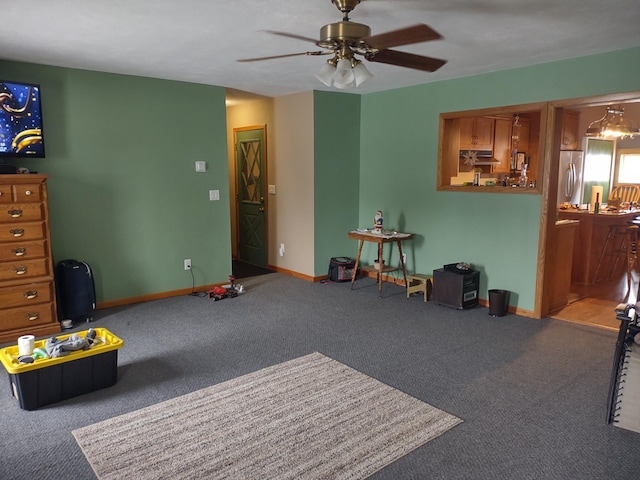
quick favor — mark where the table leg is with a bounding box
[350,240,364,290]
[378,242,384,297]
[397,240,408,288]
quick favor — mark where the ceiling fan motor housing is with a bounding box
[332,0,361,14]
[319,21,371,48]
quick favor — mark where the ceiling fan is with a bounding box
[238,0,447,89]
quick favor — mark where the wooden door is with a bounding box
[561,111,580,150]
[235,127,267,267]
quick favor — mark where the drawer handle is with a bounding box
[26,312,40,321]
[25,190,32,196]
[11,247,26,256]
[8,209,23,218]
[10,229,25,237]
[15,266,27,275]
[24,290,38,299]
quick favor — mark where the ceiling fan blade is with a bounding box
[238,51,329,62]
[367,49,447,72]
[361,24,442,50]
[265,30,320,44]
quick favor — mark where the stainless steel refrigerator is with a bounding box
[557,150,584,205]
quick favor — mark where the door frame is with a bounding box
[536,91,640,318]
[233,124,268,266]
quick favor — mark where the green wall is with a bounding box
[313,91,361,274]
[3,46,638,311]
[359,47,640,311]
[1,61,231,303]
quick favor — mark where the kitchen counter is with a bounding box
[545,219,579,312]
[557,209,639,284]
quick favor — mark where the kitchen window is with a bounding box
[617,149,640,184]
[437,102,546,193]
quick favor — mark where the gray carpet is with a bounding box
[73,352,461,479]
[1,273,639,479]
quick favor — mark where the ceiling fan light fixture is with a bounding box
[316,61,337,87]
[332,58,356,89]
[353,61,373,87]
[316,54,372,89]
[586,106,640,139]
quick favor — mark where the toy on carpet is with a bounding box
[208,275,243,301]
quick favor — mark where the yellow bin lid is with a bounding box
[0,327,123,374]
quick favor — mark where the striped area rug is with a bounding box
[72,352,462,479]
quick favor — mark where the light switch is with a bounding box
[268,184,276,195]
[195,161,206,172]
[209,189,220,201]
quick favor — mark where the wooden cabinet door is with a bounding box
[492,118,531,174]
[492,118,512,174]
[517,119,530,154]
[459,117,495,150]
[561,111,580,150]
[458,118,475,150]
[473,118,495,150]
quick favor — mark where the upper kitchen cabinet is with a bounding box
[491,117,530,174]
[438,102,547,193]
[561,110,580,150]
[459,117,495,151]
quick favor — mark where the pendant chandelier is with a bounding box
[586,105,640,139]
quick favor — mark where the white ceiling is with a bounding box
[2,0,640,103]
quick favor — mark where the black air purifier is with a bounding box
[432,265,479,310]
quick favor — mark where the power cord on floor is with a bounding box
[186,264,207,297]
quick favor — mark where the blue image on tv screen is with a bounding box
[0,81,46,158]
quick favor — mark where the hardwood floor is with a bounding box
[551,271,638,330]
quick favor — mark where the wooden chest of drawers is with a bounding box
[0,175,60,344]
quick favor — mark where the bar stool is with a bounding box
[406,274,431,302]
[594,224,639,291]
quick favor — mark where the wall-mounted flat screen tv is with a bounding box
[0,81,46,158]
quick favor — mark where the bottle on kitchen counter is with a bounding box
[594,192,600,214]
[519,164,528,188]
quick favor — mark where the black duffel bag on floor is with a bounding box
[327,257,356,282]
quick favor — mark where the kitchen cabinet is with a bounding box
[561,110,580,150]
[515,118,530,157]
[545,220,579,312]
[491,118,512,173]
[557,209,637,285]
[491,118,530,174]
[459,117,495,151]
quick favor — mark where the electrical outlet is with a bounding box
[184,259,192,270]
[195,161,206,172]
[209,190,220,201]
[268,184,276,195]
[279,243,285,257]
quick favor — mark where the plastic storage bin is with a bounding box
[0,328,123,410]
